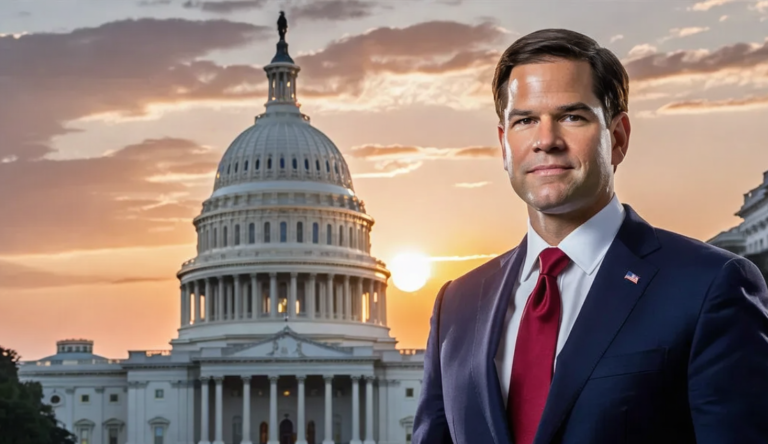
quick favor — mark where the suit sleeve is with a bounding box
[688,257,768,443]
[412,280,454,444]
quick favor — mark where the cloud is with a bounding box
[0,138,219,255]
[182,0,267,13]
[429,253,498,262]
[455,181,490,188]
[139,0,173,5]
[654,94,768,114]
[0,18,267,161]
[626,44,658,61]
[657,27,710,44]
[290,0,378,21]
[294,21,506,106]
[624,38,768,84]
[720,14,729,21]
[0,260,170,289]
[688,0,738,11]
[347,143,497,179]
[610,34,624,43]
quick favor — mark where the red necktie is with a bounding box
[508,247,571,444]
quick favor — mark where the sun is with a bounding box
[389,251,431,293]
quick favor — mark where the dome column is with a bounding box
[250,273,258,319]
[322,376,334,444]
[356,278,364,322]
[344,275,352,321]
[194,280,201,323]
[269,273,278,318]
[234,274,242,320]
[205,279,212,323]
[268,376,279,444]
[308,273,316,319]
[350,376,362,444]
[289,272,298,319]
[199,377,210,444]
[367,279,375,324]
[380,282,388,325]
[326,274,335,319]
[217,278,224,321]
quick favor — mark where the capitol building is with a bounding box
[19,20,424,444]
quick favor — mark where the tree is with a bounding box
[0,346,76,444]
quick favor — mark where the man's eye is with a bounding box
[514,118,533,126]
[563,114,582,121]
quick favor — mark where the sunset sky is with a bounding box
[2,0,768,360]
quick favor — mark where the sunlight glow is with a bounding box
[389,251,431,293]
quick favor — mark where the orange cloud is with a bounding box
[656,94,768,114]
[0,260,170,289]
[290,0,378,21]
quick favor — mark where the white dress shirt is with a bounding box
[495,194,626,407]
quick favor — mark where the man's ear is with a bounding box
[498,124,508,172]
[610,112,630,170]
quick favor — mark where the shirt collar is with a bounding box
[521,194,626,280]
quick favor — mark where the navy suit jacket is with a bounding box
[412,204,768,444]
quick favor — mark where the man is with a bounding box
[412,28,768,444]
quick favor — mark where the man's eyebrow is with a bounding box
[557,102,596,114]
[506,102,596,122]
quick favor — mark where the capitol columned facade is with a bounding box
[19,19,425,444]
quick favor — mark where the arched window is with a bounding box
[264,222,271,243]
[326,224,332,245]
[349,226,354,248]
[316,160,320,171]
[339,225,344,246]
[256,159,261,170]
[334,163,339,174]
[326,160,330,172]
[280,222,287,243]
[227,164,231,174]
[297,222,304,243]
[304,159,309,170]
[223,226,228,247]
[268,158,272,169]
[259,422,268,444]
[312,223,319,244]
[292,158,297,169]
[234,162,238,173]
[248,223,255,244]
[244,160,249,171]
[280,157,285,169]
[234,224,240,245]
[213,228,217,248]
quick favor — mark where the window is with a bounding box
[334,163,339,174]
[316,160,320,171]
[326,160,330,172]
[109,393,118,403]
[256,159,260,170]
[406,425,413,443]
[292,158,297,169]
[305,159,309,170]
[280,157,285,169]
[155,389,164,399]
[244,160,249,171]
[339,225,344,246]
[213,227,218,248]
[50,395,61,404]
[406,388,414,397]
[227,164,231,174]
[349,226,354,248]
[312,223,319,244]
[154,426,164,444]
[297,222,304,243]
[248,223,255,244]
[223,226,228,247]
[280,222,287,243]
[234,224,240,245]
[268,157,272,169]
[80,394,90,403]
[79,428,90,444]
[264,222,271,243]
[234,162,238,172]
[326,224,332,245]
[108,427,118,444]
[233,416,243,443]
[260,422,268,444]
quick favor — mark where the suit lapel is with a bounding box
[533,205,661,444]
[472,236,527,444]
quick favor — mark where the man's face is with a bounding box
[497,59,628,215]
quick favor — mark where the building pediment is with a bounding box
[223,326,352,359]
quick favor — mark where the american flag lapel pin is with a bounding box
[624,271,639,284]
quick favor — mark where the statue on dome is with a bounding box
[277,11,288,41]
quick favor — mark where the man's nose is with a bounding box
[533,118,565,152]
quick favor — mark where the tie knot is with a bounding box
[538,247,570,277]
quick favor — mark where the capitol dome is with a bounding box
[174,25,392,349]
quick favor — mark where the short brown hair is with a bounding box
[492,28,629,125]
